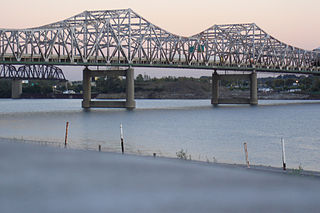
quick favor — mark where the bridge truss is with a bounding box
[0,9,319,74]
[0,64,66,81]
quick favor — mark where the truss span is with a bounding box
[0,64,66,81]
[0,9,319,74]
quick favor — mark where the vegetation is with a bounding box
[0,79,11,98]
[95,76,125,93]
[133,75,212,99]
[259,75,320,93]
[2,74,320,98]
[176,149,189,160]
[0,80,70,98]
[23,80,54,95]
[290,164,304,175]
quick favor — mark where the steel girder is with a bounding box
[0,9,319,74]
[0,64,66,81]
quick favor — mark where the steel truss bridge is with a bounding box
[0,8,319,75]
[0,64,66,81]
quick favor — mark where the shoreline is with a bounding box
[2,136,319,178]
[4,89,320,100]
[8,95,320,100]
[2,137,320,212]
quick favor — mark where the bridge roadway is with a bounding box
[0,9,319,107]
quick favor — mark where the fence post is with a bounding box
[244,142,250,168]
[120,123,124,154]
[64,121,69,148]
[281,138,286,170]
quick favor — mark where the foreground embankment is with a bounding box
[1,139,320,213]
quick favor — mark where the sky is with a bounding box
[1,0,319,80]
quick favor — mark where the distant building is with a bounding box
[63,90,76,94]
[70,81,82,86]
[258,87,273,92]
[288,89,301,93]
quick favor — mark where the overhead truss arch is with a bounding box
[0,9,319,74]
[0,64,66,81]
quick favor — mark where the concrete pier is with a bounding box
[125,68,136,109]
[211,71,219,105]
[250,71,258,105]
[11,79,22,99]
[82,68,91,108]
[211,71,258,105]
[82,67,135,109]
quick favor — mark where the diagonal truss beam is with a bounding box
[0,9,319,74]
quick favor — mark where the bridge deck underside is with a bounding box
[1,60,319,75]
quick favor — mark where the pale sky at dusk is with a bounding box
[1,0,319,79]
[1,0,319,50]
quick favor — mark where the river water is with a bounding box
[1,99,320,171]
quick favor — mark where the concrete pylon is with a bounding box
[250,71,258,105]
[81,67,136,109]
[211,71,258,105]
[11,79,22,99]
[211,71,219,105]
[82,67,91,108]
[125,68,136,109]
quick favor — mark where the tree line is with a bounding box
[1,74,320,98]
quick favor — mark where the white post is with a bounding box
[120,123,124,154]
[281,138,286,170]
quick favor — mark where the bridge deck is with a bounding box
[1,60,319,75]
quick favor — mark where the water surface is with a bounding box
[1,99,320,171]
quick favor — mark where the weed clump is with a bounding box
[176,149,188,160]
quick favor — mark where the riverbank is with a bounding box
[96,90,319,100]
[1,138,320,213]
[2,136,320,177]
[15,87,320,100]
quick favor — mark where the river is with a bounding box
[1,99,320,171]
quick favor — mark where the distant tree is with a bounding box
[274,79,284,88]
[0,79,11,98]
[69,84,82,93]
[23,80,53,95]
[96,77,125,93]
[285,78,296,87]
[136,74,144,82]
[312,78,320,92]
[305,77,313,89]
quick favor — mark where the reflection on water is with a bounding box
[1,99,320,171]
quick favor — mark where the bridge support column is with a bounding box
[125,68,136,109]
[11,79,22,99]
[81,67,135,109]
[211,71,219,105]
[250,71,258,105]
[82,67,91,109]
[211,71,258,105]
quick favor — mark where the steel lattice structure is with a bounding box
[0,64,66,81]
[0,9,319,74]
